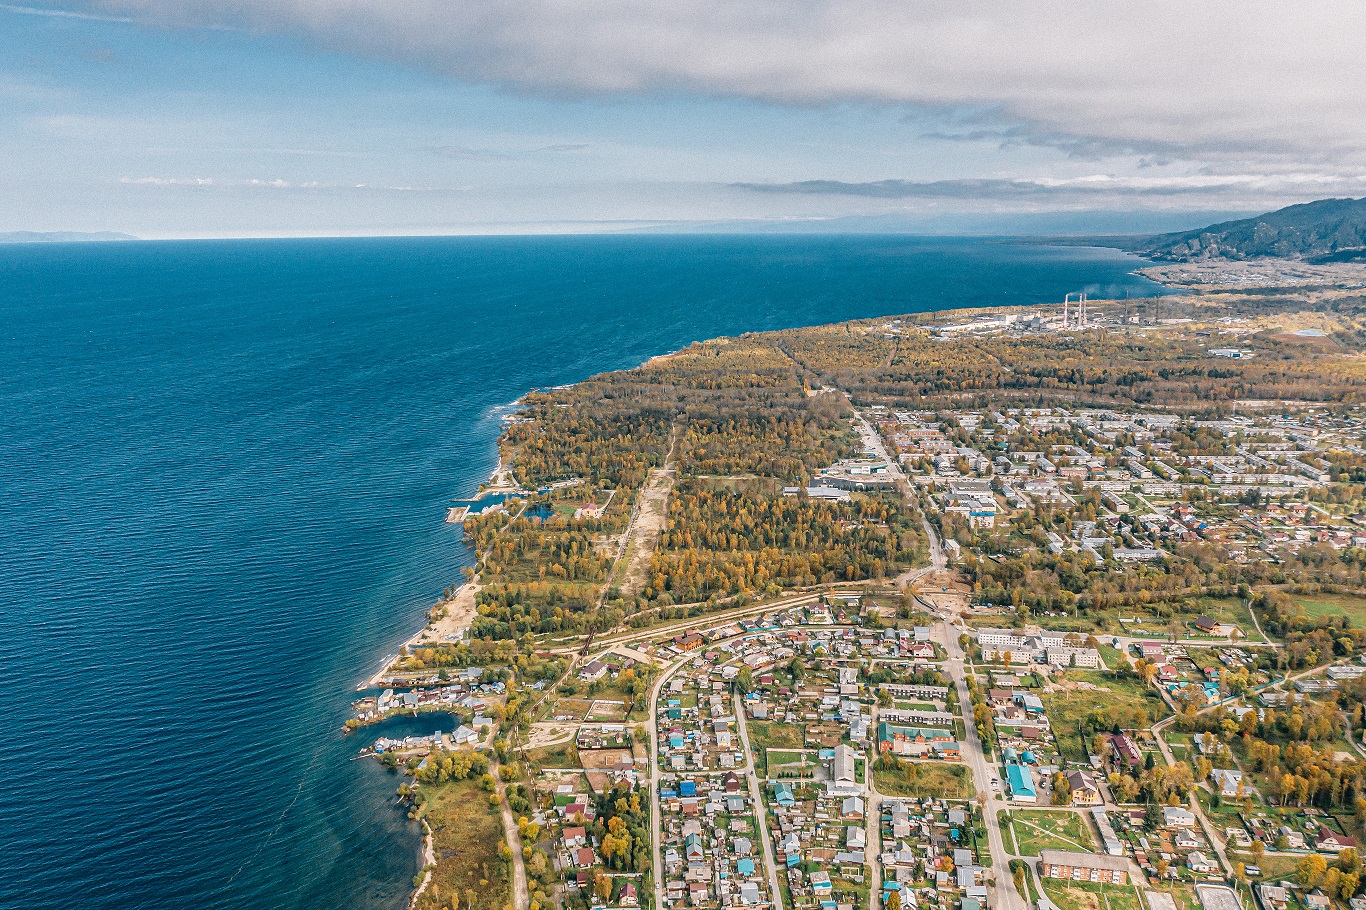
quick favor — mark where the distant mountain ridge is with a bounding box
[0,231,136,244]
[1136,197,1366,262]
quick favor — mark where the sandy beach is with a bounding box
[414,581,480,647]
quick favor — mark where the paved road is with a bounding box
[733,689,787,910]
[1345,716,1366,763]
[897,512,1023,910]
[942,619,1026,910]
[547,590,831,657]
[864,748,885,910]
[896,515,1020,909]
[850,407,894,466]
[647,655,691,910]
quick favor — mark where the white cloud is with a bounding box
[120,176,216,185]
[1,2,133,22]
[86,0,1366,170]
[119,176,433,191]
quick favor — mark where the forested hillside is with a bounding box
[1139,197,1366,262]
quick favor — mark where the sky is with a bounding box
[2,1,1365,238]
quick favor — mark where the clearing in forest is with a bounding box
[615,427,680,596]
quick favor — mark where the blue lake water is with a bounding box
[0,235,1165,909]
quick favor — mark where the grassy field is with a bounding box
[1164,731,1193,759]
[583,679,648,720]
[1008,809,1096,855]
[1291,592,1366,626]
[1041,880,1142,910]
[873,760,971,799]
[1227,850,1298,881]
[1010,859,1039,905]
[524,741,579,772]
[748,721,804,775]
[1043,670,1168,762]
[765,748,818,778]
[748,720,803,752]
[415,778,510,910]
[1099,645,1127,668]
[1194,788,1252,825]
[1191,596,1259,632]
[1001,813,1019,854]
[1143,883,1200,910]
[1028,595,1264,638]
[1032,614,1112,633]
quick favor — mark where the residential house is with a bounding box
[1315,828,1358,853]
[1064,770,1101,805]
[578,661,608,682]
[832,744,859,789]
[1163,807,1196,828]
[1209,768,1243,798]
[1259,886,1288,910]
